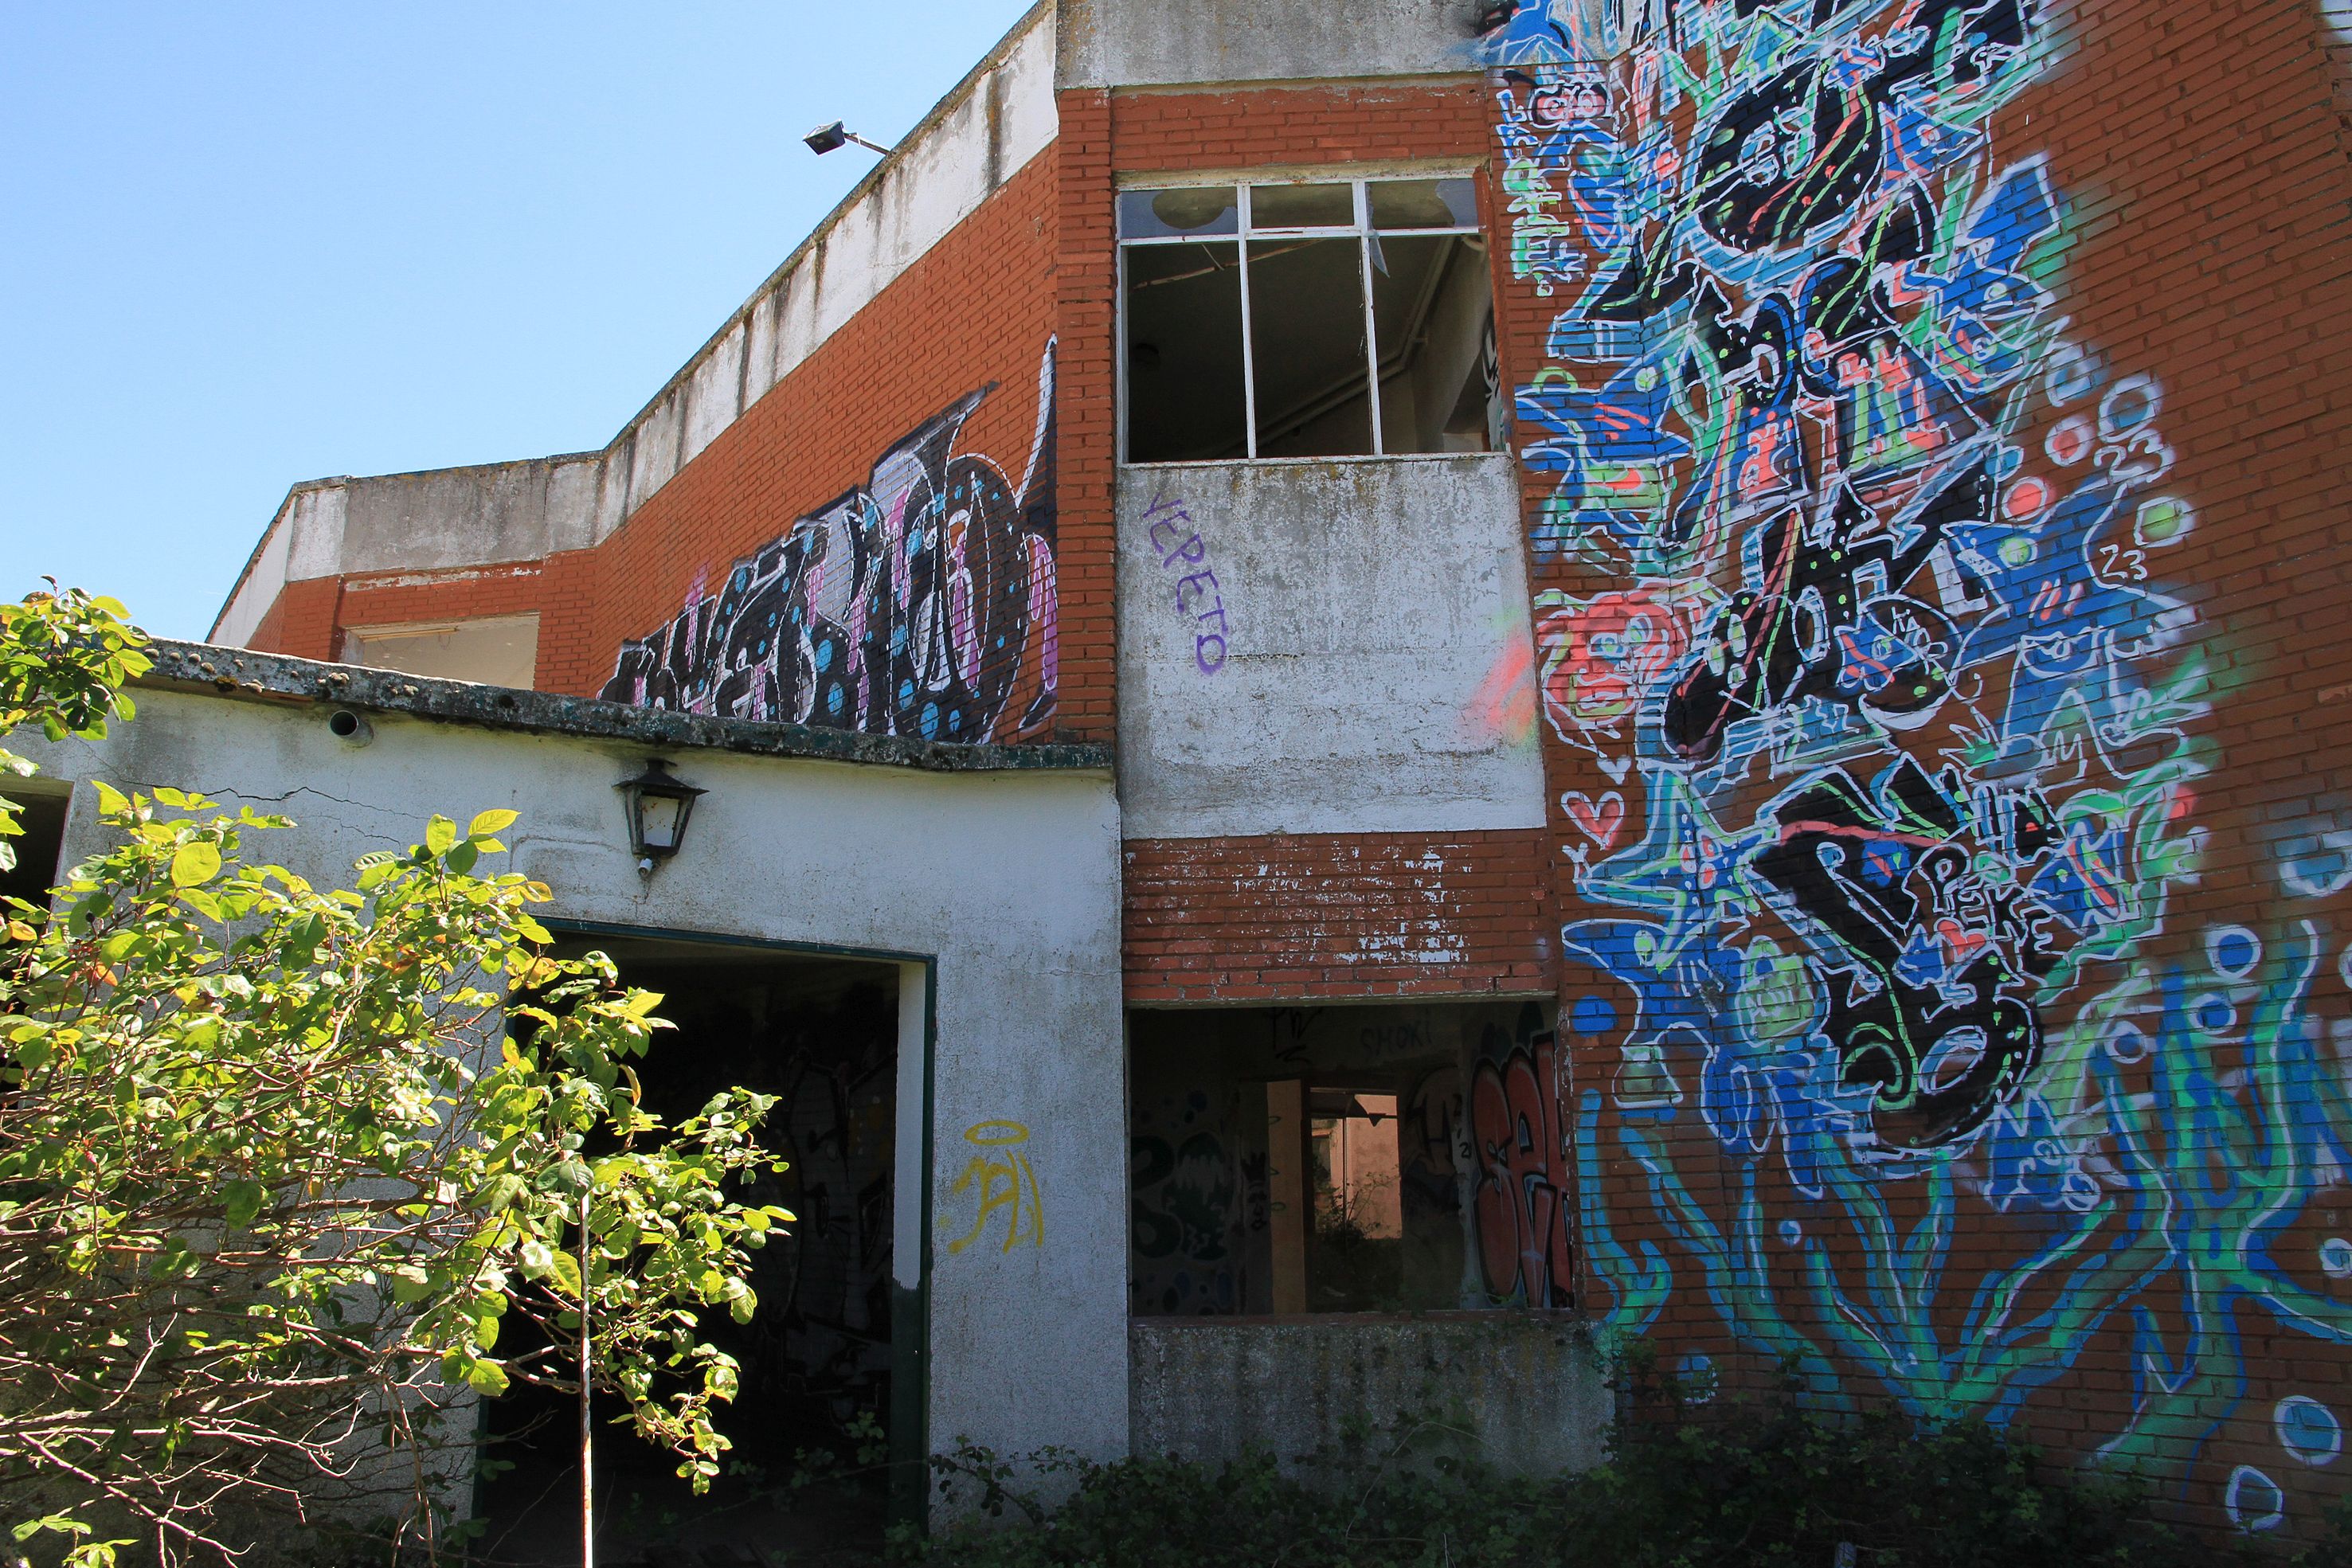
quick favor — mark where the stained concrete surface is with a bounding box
[1129,1314,1610,1478]
[1059,0,1494,87]
[1116,456,1548,839]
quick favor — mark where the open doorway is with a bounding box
[0,784,72,918]
[473,933,912,1567]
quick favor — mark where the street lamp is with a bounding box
[616,760,706,874]
[802,120,893,156]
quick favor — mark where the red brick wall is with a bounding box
[1479,0,2352,1535]
[1102,79,1489,170]
[1124,829,1552,1003]
[336,562,546,635]
[1056,89,1118,747]
[264,578,342,663]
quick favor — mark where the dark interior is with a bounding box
[1128,1000,1550,1318]
[1125,240,1249,461]
[1248,236,1375,458]
[0,789,71,917]
[1123,216,1495,463]
[473,937,902,1567]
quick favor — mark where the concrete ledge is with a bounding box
[1129,1313,1609,1478]
[135,639,1114,776]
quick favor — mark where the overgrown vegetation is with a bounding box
[0,587,791,1566]
[903,1366,2352,1568]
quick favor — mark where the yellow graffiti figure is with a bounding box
[941,1120,1045,1256]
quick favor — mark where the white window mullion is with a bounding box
[1357,182,1385,457]
[1115,243,1129,463]
[1237,186,1259,459]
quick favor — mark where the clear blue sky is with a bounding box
[0,2,1038,640]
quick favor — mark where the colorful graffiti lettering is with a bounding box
[602,342,1059,743]
[1481,0,2352,1522]
[1469,1028,1575,1308]
[941,1120,1046,1257]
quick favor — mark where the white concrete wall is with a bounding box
[1116,456,1548,839]
[16,682,1130,1496]
[213,2,1061,645]
[1059,0,1493,88]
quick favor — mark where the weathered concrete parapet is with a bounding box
[1057,0,1498,88]
[136,639,1114,776]
[1129,1314,1609,1478]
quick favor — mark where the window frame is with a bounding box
[1117,170,1487,465]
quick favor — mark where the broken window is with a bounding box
[1121,178,1497,462]
[1129,1001,1569,1316]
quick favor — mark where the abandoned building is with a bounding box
[14,0,2352,1548]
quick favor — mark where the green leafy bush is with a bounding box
[0,588,792,1566]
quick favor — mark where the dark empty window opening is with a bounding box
[1121,178,1497,463]
[476,938,906,1565]
[0,788,72,921]
[1129,1000,1569,1317]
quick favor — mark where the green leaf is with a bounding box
[425,815,459,855]
[169,841,221,888]
[222,1181,265,1230]
[446,841,479,876]
[469,808,520,839]
[464,1359,511,1396]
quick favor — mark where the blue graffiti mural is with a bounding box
[1482,0,2352,1523]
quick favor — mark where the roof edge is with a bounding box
[134,640,1114,777]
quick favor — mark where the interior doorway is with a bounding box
[473,932,914,1567]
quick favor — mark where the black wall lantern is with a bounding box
[616,759,706,873]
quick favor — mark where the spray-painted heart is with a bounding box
[1563,791,1627,850]
[1935,917,1990,964]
